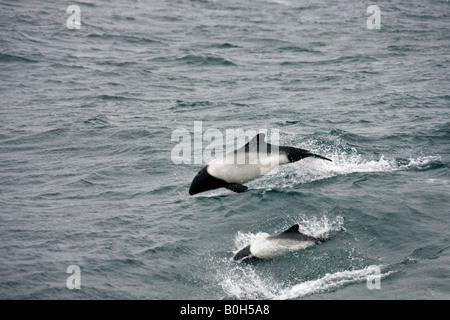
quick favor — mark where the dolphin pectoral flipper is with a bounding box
[224,183,248,193]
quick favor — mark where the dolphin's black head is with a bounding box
[189,166,227,196]
[233,245,256,262]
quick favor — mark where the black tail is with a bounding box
[315,233,341,244]
[282,146,332,163]
[309,153,332,162]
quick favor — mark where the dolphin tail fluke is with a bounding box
[282,146,332,163]
[315,233,342,244]
[310,153,332,162]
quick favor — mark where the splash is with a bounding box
[218,265,280,300]
[219,263,390,300]
[399,155,443,170]
[232,214,344,255]
[291,152,394,183]
[217,216,392,299]
[250,141,443,188]
[296,214,346,237]
[276,267,388,300]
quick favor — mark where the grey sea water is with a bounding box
[0,0,449,300]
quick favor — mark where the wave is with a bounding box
[249,143,443,189]
[264,0,292,6]
[213,43,241,49]
[86,33,161,45]
[0,53,37,63]
[176,54,236,66]
[219,264,391,300]
[398,155,444,171]
[280,54,376,66]
[0,128,68,147]
[95,94,145,101]
[276,267,390,300]
[278,45,322,54]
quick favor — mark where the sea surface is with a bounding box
[0,0,449,300]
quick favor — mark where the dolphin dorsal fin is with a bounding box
[282,224,300,234]
[255,133,265,145]
[236,133,268,153]
[248,133,266,148]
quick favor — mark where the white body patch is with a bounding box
[207,151,289,184]
[249,237,316,260]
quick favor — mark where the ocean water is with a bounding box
[0,0,449,300]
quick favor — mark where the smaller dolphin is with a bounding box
[233,224,328,262]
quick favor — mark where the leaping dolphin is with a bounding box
[189,133,331,195]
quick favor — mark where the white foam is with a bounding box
[249,143,442,188]
[219,264,391,300]
[295,214,345,238]
[399,155,442,170]
[280,152,396,184]
[219,265,280,300]
[276,266,390,300]
[265,0,291,6]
